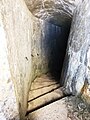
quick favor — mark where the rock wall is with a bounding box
[61,0,90,100]
[0,0,32,119]
[24,0,82,26]
[0,12,19,119]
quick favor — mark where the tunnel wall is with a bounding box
[61,0,90,103]
[24,0,80,26]
[1,0,32,119]
[0,8,19,119]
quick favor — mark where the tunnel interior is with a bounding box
[24,0,72,84]
[43,22,71,82]
[26,16,71,115]
[17,0,74,119]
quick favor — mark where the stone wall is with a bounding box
[0,11,19,119]
[24,0,81,26]
[61,0,90,101]
[0,0,33,119]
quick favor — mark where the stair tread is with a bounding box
[27,74,63,114]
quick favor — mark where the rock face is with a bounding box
[0,14,19,119]
[24,0,81,26]
[61,0,90,99]
[0,0,32,119]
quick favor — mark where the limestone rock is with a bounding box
[61,0,90,98]
[24,0,82,26]
[0,6,19,120]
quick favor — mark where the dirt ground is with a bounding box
[27,96,90,120]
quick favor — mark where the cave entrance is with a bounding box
[25,0,72,83]
[26,21,71,117]
[24,0,73,118]
[46,22,71,82]
[40,21,71,83]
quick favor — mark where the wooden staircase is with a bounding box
[26,74,65,115]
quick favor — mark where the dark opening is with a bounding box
[24,0,73,85]
[24,0,73,117]
[26,21,71,116]
[43,21,71,83]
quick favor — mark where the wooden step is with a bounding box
[27,87,64,114]
[27,75,65,115]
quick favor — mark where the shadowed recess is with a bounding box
[42,22,71,82]
[24,0,73,83]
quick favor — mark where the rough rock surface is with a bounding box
[0,0,33,119]
[0,17,19,119]
[24,0,82,26]
[61,0,90,100]
[65,96,90,120]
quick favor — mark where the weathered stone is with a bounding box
[24,0,82,26]
[0,0,32,119]
[0,3,19,120]
[61,0,90,101]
